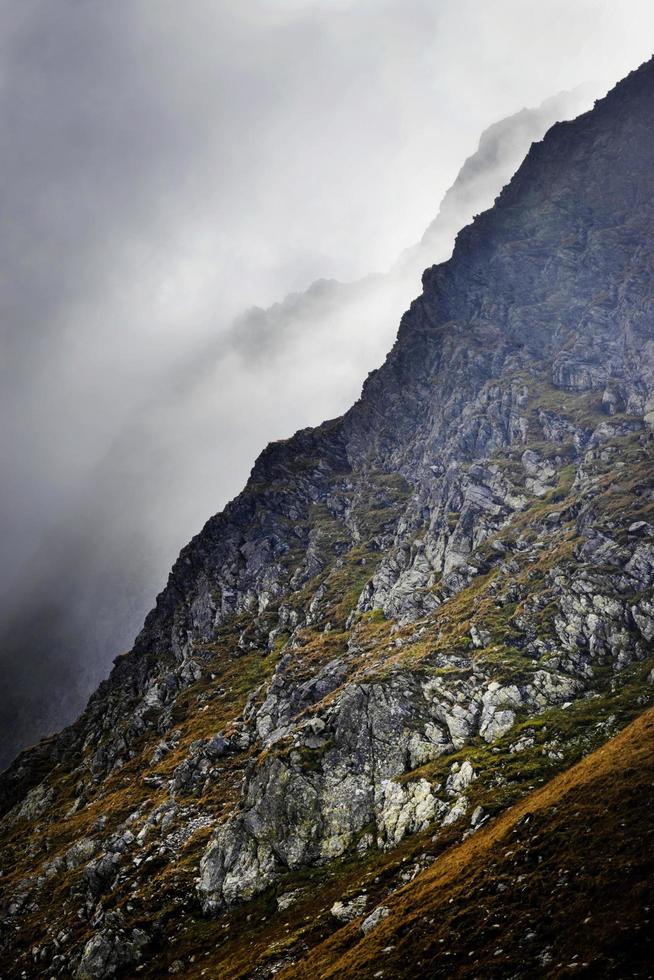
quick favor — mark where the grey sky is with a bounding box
[1,0,654,765]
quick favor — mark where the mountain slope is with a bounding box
[283,705,654,979]
[2,60,654,979]
[0,84,593,772]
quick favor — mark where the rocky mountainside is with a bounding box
[286,705,654,979]
[2,59,654,979]
[0,86,592,776]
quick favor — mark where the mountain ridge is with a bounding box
[2,58,654,978]
[0,83,594,773]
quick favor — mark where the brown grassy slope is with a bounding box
[281,706,654,979]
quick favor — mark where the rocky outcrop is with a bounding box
[75,912,148,980]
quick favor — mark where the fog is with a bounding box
[2,0,654,768]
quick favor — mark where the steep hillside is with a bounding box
[2,59,654,979]
[0,84,592,773]
[284,705,654,979]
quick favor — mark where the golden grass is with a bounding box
[281,706,654,979]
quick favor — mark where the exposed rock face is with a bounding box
[2,58,654,979]
[0,86,593,779]
[75,911,148,979]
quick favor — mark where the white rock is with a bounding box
[277,889,306,911]
[331,894,368,922]
[470,805,485,827]
[361,906,390,934]
[442,796,468,826]
[446,760,476,796]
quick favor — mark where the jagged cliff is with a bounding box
[0,84,591,776]
[2,60,654,979]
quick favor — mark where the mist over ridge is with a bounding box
[2,1,654,770]
[2,22,654,978]
[0,85,596,769]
